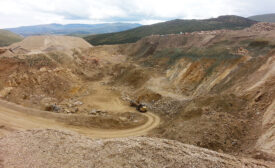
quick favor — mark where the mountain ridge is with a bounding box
[248,13,275,23]
[6,23,142,37]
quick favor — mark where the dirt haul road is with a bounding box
[0,99,160,138]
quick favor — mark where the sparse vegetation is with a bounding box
[0,29,23,47]
[153,47,239,66]
[248,13,275,23]
[249,40,270,48]
[24,54,56,67]
[85,15,257,45]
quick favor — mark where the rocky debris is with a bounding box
[73,101,83,106]
[0,87,13,98]
[59,99,83,108]
[89,109,108,116]
[45,104,60,112]
[90,109,97,114]
[40,97,58,106]
[148,29,229,38]
[121,95,131,102]
[148,97,188,115]
[246,23,275,32]
[236,47,250,56]
[119,116,128,122]
[0,129,272,168]
[39,67,47,72]
[41,97,83,114]
[48,99,84,114]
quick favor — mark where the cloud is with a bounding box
[0,0,274,28]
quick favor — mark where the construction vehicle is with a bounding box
[130,100,147,113]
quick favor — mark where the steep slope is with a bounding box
[104,23,275,158]
[0,29,23,47]
[84,15,257,45]
[249,14,275,23]
[0,129,272,168]
[6,23,141,37]
[0,35,94,110]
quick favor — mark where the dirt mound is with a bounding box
[5,35,92,55]
[0,129,271,168]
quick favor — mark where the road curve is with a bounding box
[0,99,160,138]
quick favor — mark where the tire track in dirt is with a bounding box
[0,99,160,138]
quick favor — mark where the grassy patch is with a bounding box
[0,29,23,47]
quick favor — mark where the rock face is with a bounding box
[0,129,272,168]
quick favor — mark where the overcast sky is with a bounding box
[0,0,274,28]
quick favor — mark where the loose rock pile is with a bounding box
[0,129,271,168]
[246,23,275,32]
[148,97,188,116]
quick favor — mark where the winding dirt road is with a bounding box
[0,99,160,138]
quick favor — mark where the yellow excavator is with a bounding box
[130,100,147,113]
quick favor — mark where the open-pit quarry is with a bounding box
[0,23,275,167]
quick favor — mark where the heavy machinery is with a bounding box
[130,100,147,113]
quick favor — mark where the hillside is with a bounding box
[6,23,141,37]
[249,14,275,23]
[84,15,257,45]
[0,29,23,47]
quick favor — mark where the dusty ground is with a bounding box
[0,96,160,138]
[0,129,272,168]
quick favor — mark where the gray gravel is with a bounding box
[0,129,271,168]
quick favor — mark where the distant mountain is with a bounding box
[0,29,23,47]
[84,15,257,46]
[6,23,142,37]
[248,13,275,23]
